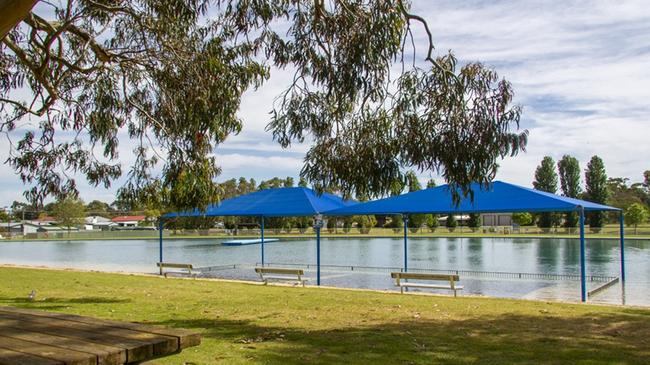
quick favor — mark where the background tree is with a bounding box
[353,215,377,234]
[467,213,481,230]
[533,156,559,228]
[1,0,526,210]
[512,212,533,226]
[294,216,313,233]
[425,214,439,232]
[624,203,649,234]
[384,215,403,232]
[85,200,111,215]
[0,210,9,222]
[584,156,609,228]
[283,177,295,188]
[445,214,457,230]
[425,178,438,227]
[326,217,337,234]
[10,201,39,220]
[342,216,353,233]
[298,177,309,188]
[557,155,581,228]
[607,178,647,209]
[405,170,427,231]
[52,196,85,236]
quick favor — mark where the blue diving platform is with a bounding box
[221,238,279,246]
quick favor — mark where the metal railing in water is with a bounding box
[253,262,618,282]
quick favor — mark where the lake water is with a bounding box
[1,237,648,306]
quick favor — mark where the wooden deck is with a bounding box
[0,306,201,364]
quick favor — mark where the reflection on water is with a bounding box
[0,237,648,305]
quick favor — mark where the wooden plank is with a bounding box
[390,272,460,281]
[588,277,620,298]
[0,312,169,363]
[0,318,124,365]
[400,283,464,290]
[0,335,95,365]
[0,346,63,365]
[255,267,304,275]
[0,307,200,349]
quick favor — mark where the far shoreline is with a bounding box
[1,232,649,242]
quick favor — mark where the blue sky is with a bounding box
[1,0,649,206]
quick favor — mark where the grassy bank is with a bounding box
[1,267,649,364]
[4,224,650,242]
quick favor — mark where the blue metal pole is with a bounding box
[619,212,626,282]
[579,207,586,302]
[403,214,409,272]
[316,226,321,286]
[158,219,164,275]
[261,216,265,267]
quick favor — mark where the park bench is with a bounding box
[157,262,196,278]
[391,272,463,297]
[255,267,308,287]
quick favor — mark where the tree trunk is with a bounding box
[0,0,39,40]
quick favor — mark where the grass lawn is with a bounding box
[1,267,649,364]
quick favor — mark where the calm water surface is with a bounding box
[1,237,648,305]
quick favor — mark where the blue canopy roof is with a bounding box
[326,181,619,215]
[164,187,356,218]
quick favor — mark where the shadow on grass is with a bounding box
[152,311,650,365]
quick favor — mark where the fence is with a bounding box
[254,262,618,283]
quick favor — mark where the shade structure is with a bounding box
[327,181,622,303]
[161,187,356,285]
[164,187,356,218]
[326,181,620,216]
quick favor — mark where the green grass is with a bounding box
[1,267,649,364]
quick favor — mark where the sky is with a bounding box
[1,0,649,206]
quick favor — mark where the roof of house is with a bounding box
[111,215,146,222]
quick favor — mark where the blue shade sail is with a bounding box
[164,187,356,218]
[326,181,619,215]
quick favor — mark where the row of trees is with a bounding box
[8,163,649,232]
[531,155,649,229]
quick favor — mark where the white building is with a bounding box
[84,216,115,231]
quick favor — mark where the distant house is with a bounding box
[480,213,513,226]
[84,216,115,231]
[437,215,470,225]
[111,215,147,228]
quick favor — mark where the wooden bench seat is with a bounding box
[157,262,196,278]
[391,272,463,297]
[255,267,308,287]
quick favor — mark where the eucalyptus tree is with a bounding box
[1,0,527,211]
[584,156,609,228]
[557,155,581,227]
